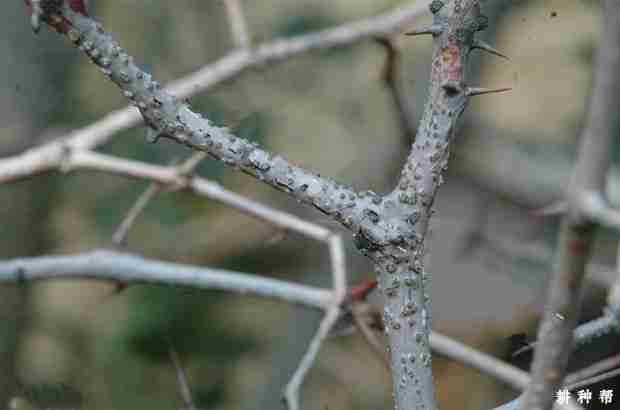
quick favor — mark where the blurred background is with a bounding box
[1,0,618,409]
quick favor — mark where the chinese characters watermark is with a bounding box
[555,388,614,406]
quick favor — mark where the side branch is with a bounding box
[17,3,439,235]
[0,250,332,309]
[62,149,331,241]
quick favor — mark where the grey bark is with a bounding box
[520,1,620,409]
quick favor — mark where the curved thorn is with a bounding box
[472,39,510,60]
[466,86,512,97]
[405,24,442,37]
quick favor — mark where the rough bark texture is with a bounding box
[18,2,514,409]
[364,2,498,409]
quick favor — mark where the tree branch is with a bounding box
[521,1,620,409]
[364,2,510,409]
[111,152,206,247]
[165,337,198,410]
[375,36,417,142]
[430,331,529,391]
[0,250,331,308]
[222,0,251,50]
[1,1,430,184]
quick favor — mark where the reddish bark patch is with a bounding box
[348,279,378,302]
[440,43,463,82]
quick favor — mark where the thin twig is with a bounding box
[112,183,163,246]
[565,367,620,392]
[165,337,197,410]
[351,303,389,369]
[283,235,347,410]
[112,152,206,246]
[283,305,341,410]
[565,352,620,388]
[222,0,251,49]
[375,36,417,141]
[61,149,331,241]
[0,250,332,308]
[430,331,529,391]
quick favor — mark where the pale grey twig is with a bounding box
[565,352,620,389]
[112,152,206,246]
[112,182,163,247]
[430,331,529,391]
[222,0,251,49]
[351,303,389,368]
[61,148,351,406]
[375,36,417,141]
[283,305,341,410]
[0,250,331,308]
[58,149,331,241]
[283,235,347,410]
[64,152,346,409]
[565,367,620,392]
[580,192,620,231]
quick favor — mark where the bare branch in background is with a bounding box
[112,182,161,247]
[375,36,417,142]
[564,352,620,390]
[521,1,620,409]
[222,0,251,49]
[112,152,206,247]
[430,331,529,391]
[165,337,198,410]
[0,1,430,184]
[0,250,332,308]
[351,302,389,368]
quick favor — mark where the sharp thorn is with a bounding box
[405,25,442,37]
[466,86,512,97]
[472,39,510,60]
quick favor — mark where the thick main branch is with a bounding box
[355,2,506,410]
